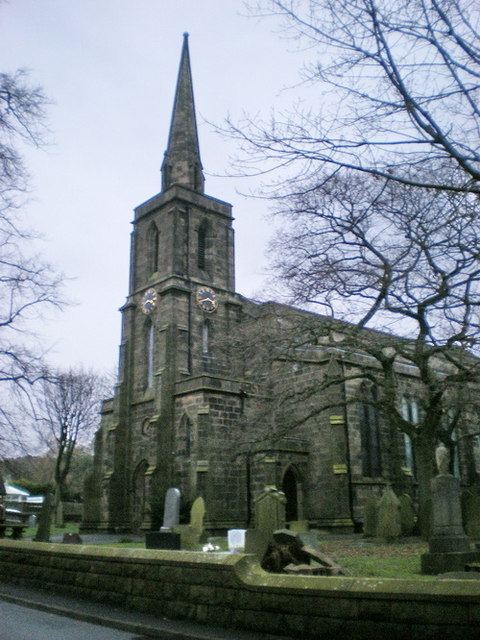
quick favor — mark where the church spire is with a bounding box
[161,33,205,193]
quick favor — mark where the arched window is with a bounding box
[145,321,154,389]
[359,384,382,477]
[201,320,213,372]
[202,320,209,355]
[197,221,207,270]
[147,222,159,275]
[400,396,418,475]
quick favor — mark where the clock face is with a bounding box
[141,288,157,314]
[196,286,218,313]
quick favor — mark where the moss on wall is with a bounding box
[0,541,479,639]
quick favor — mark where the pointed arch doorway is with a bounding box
[282,466,301,522]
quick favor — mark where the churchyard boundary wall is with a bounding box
[0,540,479,639]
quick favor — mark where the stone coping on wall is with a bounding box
[1,540,479,601]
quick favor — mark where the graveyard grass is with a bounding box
[24,522,79,539]
[303,535,431,580]
[84,536,434,579]
[23,525,433,579]
[75,538,432,578]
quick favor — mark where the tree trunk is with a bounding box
[414,434,437,539]
[53,482,64,527]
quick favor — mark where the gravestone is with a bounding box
[62,532,82,544]
[261,529,346,575]
[462,487,480,541]
[145,487,181,550]
[190,496,205,534]
[245,486,286,558]
[363,495,379,537]
[255,486,286,531]
[376,486,401,541]
[34,491,53,542]
[228,528,246,553]
[173,496,206,550]
[421,445,480,574]
[162,487,181,530]
[399,493,416,535]
[429,445,470,553]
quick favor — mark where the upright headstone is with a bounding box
[145,487,181,550]
[174,496,206,550]
[34,491,53,542]
[429,445,470,553]
[376,486,401,541]
[161,487,181,530]
[245,486,286,558]
[363,495,379,537]
[421,445,479,574]
[255,486,286,532]
[190,496,205,535]
[461,487,480,541]
[228,529,246,553]
[399,493,416,536]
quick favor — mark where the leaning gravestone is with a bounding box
[145,487,181,549]
[376,486,401,541]
[421,444,480,574]
[261,529,347,575]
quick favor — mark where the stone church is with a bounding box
[83,35,479,533]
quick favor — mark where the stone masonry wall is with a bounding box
[0,541,479,639]
[174,388,247,528]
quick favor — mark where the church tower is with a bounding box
[82,35,427,536]
[84,35,246,532]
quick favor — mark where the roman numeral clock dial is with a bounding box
[140,288,157,314]
[196,286,218,313]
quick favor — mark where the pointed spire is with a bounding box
[161,33,205,193]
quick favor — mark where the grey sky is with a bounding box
[1,1,305,374]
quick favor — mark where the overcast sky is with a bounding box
[1,1,307,374]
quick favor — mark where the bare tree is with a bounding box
[231,170,480,535]
[0,69,63,459]
[230,0,480,194]
[27,368,107,525]
[221,0,480,534]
